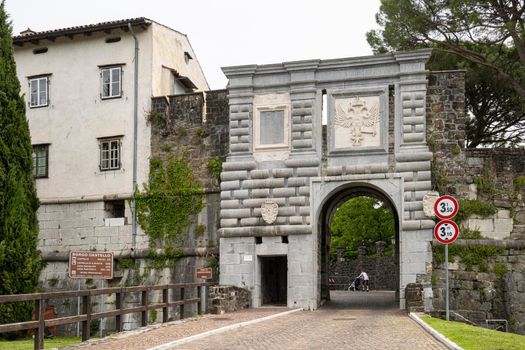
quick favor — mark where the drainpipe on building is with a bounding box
[128,23,139,250]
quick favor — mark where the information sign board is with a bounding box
[196,267,213,280]
[69,251,113,279]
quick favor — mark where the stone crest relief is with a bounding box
[423,191,440,217]
[261,200,278,224]
[334,96,381,149]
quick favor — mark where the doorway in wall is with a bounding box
[260,256,287,305]
[319,184,400,306]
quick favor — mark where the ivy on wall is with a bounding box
[207,156,222,182]
[135,156,205,249]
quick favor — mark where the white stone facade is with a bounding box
[220,50,435,310]
[14,19,209,257]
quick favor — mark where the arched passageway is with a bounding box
[318,184,400,306]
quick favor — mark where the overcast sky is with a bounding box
[6,0,382,89]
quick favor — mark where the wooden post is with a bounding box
[162,288,168,323]
[115,291,123,332]
[141,290,148,327]
[81,295,91,342]
[179,287,185,320]
[197,286,203,315]
[34,298,45,350]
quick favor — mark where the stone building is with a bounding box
[13,18,209,292]
[219,50,435,310]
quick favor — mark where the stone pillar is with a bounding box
[336,248,346,262]
[375,241,386,257]
[357,246,367,259]
[405,283,424,312]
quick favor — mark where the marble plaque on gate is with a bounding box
[333,96,381,149]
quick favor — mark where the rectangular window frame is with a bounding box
[32,144,49,178]
[100,66,122,99]
[28,75,50,108]
[99,137,122,171]
[253,105,290,151]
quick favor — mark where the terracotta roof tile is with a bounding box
[13,17,151,45]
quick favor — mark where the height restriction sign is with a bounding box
[434,195,459,219]
[434,220,459,244]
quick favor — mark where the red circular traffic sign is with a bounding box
[434,195,459,219]
[434,220,459,244]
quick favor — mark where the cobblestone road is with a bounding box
[72,291,446,350]
[173,291,446,350]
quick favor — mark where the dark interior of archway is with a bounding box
[261,256,287,305]
[320,186,400,304]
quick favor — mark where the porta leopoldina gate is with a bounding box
[219,50,434,310]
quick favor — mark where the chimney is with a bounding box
[20,28,36,36]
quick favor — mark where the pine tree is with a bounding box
[0,0,43,335]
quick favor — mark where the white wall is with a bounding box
[15,28,153,200]
[151,22,209,96]
[15,22,210,202]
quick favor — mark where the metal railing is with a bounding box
[0,282,215,350]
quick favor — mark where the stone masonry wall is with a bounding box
[427,71,525,239]
[37,200,147,255]
[432,240,525,334]
[329,244,396,291]
[39,91,229,335]
[150,90,229,189]
[427,71,525,333]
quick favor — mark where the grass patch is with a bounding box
[421,316,525,350]
[0,336,81,350]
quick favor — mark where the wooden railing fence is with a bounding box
[0,282,214,350]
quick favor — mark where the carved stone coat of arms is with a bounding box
[334,96,380,148]
[261,200,278,224]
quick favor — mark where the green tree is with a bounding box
[0,0,43,335]
[368,1,525,146]
[367,0,525,97]
[428,51,525,147]
[330,196,394,260]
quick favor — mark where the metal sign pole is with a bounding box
[445,244,449,321]
[76,279,81,337]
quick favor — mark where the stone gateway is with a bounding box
[219,50,434,310]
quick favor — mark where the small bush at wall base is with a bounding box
[149,309,158,324]
[431,161,448,194]
[514,175,525,192]
[90,320,100,336]
[458,225,484,239]
[455,199,497,223]
[147,111,167,126]
[433,244,505,270]
[474,167,497,196]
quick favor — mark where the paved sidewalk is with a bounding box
[171,291,446,350]
[71,291,446,350]
[70,308,287,350]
